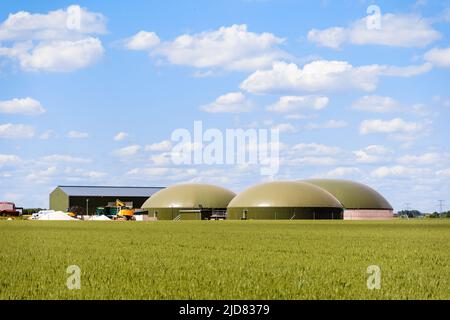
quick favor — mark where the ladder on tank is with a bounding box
[173,214,181,221]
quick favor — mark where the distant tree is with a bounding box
[22,208,45,215]
[429,212,441,218]
[397,210,422,218]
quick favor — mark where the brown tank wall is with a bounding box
[344,209,393,220]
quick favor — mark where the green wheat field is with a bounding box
[0,220,448,300]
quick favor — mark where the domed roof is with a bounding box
[303,179,393,210]
[141,183,236,209]
[227,181,343,208]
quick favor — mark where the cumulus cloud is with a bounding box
[324,167,361,178]
[0,154,21,167]
[397,152,441,165]
[371,165,431,178]
[67,130,88,139]
[436,168,450,176]
[113,145,141,157]
[289,156,337,166]
[359,118,422,134]
[292,143,341,156]
[40,154,91,164]
[267,95,329,112]
[39,130,57,140]
[352,95,401,113]
[240,60,429,94]
[0,97,45,115]
[424,47,450,68]
[0,123,35,138]
[0,5,106,72]
[127,167,199,181]
[354,145,389,163]
[201,92,253,113]
[124,31,160,50]
[18,38,104,72]
[304,120,347,130]
[124,24,288,72]
[271,123,296,133]
[145,140,172,152]
[114,131,129,141]
[308,13,441,49]
[127,167,171,177]
[0,5,106,41]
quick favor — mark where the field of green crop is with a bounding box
[0,220,448,300]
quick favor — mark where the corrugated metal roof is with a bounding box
[57,186,164,197]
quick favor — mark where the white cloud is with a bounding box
[436,168,450,176]
[0,154,21,167]
[127,167,170,176]
[113,145,141,157]
[39,130,57,140]
[0,123,35,138]
[267,95,329,112]
[271,123,296,133]
[25,166,58,181]
[201,92,253,113]
[360,118,422,134]
[145,140,172,152]
[114,131,129,141]
[307,27,347,50]
[381,63,432,77]
[292,143,341,156]
[124,24,288,72]
[352,95,401,113]
[289,156,337,166]
[240,60,429,94]
[284,114,312,120]
[149,152,172,165]
[324,167,361,178]
[124,31,160,50]
[424,47,450,68]
[354,145,389,164]
[0,5,106,72]
[371,165,431,178]
[40,154,91,164]
[308,13,441,49]
[67,130,88,139]
[18,38,104,72]
[397,152,441,165]
[0,5,106,41]
[0,97,45,115]
[83,171,106,179]
[304,120,347,130]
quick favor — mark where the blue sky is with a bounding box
[0,0,449,212]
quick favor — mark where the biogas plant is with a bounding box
[141,179,393,221]
[47,179,393,221]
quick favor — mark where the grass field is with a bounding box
[0,220,448,300]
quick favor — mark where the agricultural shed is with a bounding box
[49,186,164,214]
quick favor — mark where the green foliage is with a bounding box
[21,208,45,215]
[0,220,448,299]
[397,210,422,218]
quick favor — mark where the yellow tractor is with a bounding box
[115,199,135,221]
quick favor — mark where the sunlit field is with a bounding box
[0,220,448,299]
